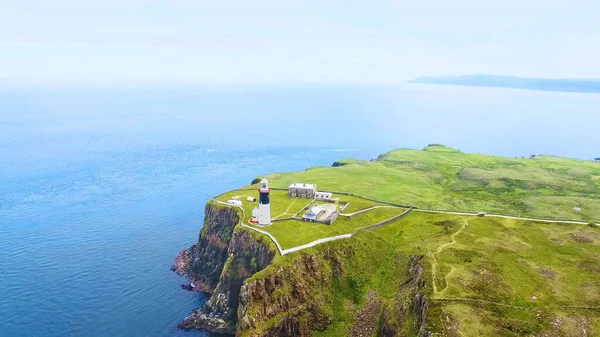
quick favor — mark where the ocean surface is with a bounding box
[1,83,599,336]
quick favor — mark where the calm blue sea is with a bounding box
[1,83,599,336]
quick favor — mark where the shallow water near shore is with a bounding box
[1,83,599,336]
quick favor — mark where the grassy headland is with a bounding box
[266,145,600,222]
[213,145,600,336]
[245,211,600,336]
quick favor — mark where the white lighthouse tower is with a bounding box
[257,178,271,226]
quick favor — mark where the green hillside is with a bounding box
[242,211,600,336]
[266,145,600,222]
[210,146,600,336]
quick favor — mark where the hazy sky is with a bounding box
[1,0,599,84]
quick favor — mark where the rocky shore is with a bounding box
[171,245,213,293]
[172,201,276,335]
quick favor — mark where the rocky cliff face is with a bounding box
[237,250,346,336]
[237,249,432,337]
[173,202,239,292]
[174,202,276,335]
[378,255,433,337]
[174,202,432,336]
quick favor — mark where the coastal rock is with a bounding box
[178,308,233,332]
[173,202,240,293]
[237,252,337,336]
[379,255,433,337]
[175,201,276,334]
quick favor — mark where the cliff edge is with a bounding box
[173,200,433,336]
[173,201,276,334]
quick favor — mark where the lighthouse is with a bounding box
[257,178,271,225]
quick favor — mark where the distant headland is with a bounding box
[409,74,600,93]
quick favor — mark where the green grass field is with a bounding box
[265,145,600,222]
[217,145,600,249]
[372,212,600,307]
[215,188,405,249]
[373,211,600,336]
[249,211,600,336]
[231,146,600,336]
[266,207,406,249]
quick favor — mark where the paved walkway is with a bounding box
[211,199,411,256]
[281,234,353,255]
[211,195,598,257]
[214,199,354,256]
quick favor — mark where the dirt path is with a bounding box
[272,198,297,220]
[428,220,467,297]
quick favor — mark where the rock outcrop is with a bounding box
[378,255,433,337]
[174,202,276,334]
[237,251,343,336]
[173,202,240,292]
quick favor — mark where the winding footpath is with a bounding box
[211,199,410,256]
[427,220,467,297]
[211,199,354,256]
[212,195,599,257]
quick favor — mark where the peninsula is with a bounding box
[173,145,600,336]
[410,74,600,93]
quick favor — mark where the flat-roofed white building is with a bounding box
[303,205,325,221]
[288,183,317,198]
[228,199,242,206]
[315,191,333,200]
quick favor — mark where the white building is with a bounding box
[228,199,242,206]
[315,191,333,200]
[303,205,325,221]
[288,183,317,198]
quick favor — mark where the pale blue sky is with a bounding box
[1,0,599,84]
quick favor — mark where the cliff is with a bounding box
[237,248,342,336]
[174,201,276,334]
[378,256,433,337]
[174,202,433,336]
[173,147,600,335]
[235,233,434,336]
[173,202,241,293]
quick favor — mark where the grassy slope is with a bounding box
[231,146,600,336]
[266,145,600,222]
[218,146,600,249]
[251,211,600,336]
